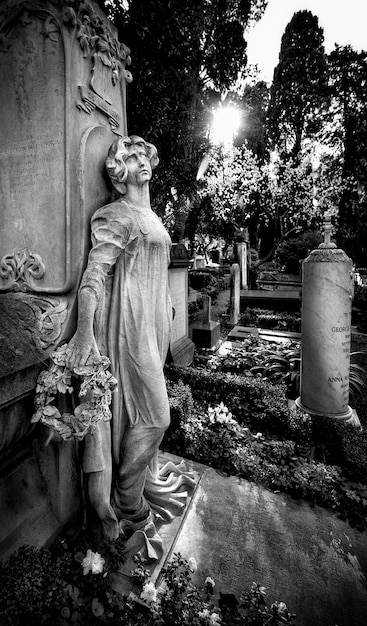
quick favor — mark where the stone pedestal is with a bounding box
[168,244,195,366]
[191,294,220,350]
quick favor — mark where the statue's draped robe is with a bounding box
[80,201,194,549]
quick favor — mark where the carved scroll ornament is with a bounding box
[0,249,45,292]
[20,294,68,350]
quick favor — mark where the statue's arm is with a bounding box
[66,205,133,370]
[67,285,100,370]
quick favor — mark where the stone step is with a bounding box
[228,325,301,343]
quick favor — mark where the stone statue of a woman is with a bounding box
[67,136,194,556]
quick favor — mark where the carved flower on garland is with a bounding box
[32,343,117,441]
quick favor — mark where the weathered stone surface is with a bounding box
[0,439,83,561]
[0,0,130,294]
[166,455,367,626]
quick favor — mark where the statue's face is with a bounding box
[124,146,152,187]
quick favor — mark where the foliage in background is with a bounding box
[191,144,323,264]
[274,230,323,273]
[192,144,261,248]
[103,0,267,225]
[99,3,366,271]
[353,285,367,333]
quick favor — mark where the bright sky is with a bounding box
[245,0,367,83]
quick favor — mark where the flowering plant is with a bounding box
[81,549,105,576]
[31,343,117,441]
[0,535,296,626]
[207,402,236,426]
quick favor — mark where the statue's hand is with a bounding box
[66,331,101,371]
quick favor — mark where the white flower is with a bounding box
[277,601,288,615]
[188,556,197,572]
[207,407,216,423]
[140,581,158,604]
[82,549,105,575]
[216,411,234,424]
[209,613,221,625]
[199,608,210,619]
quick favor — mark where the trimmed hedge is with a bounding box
[165,364,367,486]
[165,364,292,439]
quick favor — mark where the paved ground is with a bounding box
[162,454,367,626]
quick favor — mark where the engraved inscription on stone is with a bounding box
[327,324,351,408]
[0,134,65,290]
[0,136,62,209]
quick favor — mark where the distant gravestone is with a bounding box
[234,227,250,289]
[195,255,205,269]
[229,263,240,326]
[168,243,195,366]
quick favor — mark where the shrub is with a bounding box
[207,337,301,400]
[0,546,65,626]
[0,539,296,626]
[239,308,301,333]
[163,395,367,530]
[275,230,323,274]
[165,360,367,528]
[353,284,367,311]
[166,379,194,452]
[165,365,292,439]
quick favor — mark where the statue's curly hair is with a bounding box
[105,135,159,195]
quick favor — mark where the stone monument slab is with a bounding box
[0,0,131,294]
[168,456,367,626]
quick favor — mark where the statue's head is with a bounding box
[106,135,159,195]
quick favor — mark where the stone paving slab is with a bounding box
[161,454,367,626]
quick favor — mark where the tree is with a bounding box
[189,144,261,253]
[233,79,270,161]
[253,156,323,263]
[187,144,322,264]
[327,46,367,265]
[266,10,328,162]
